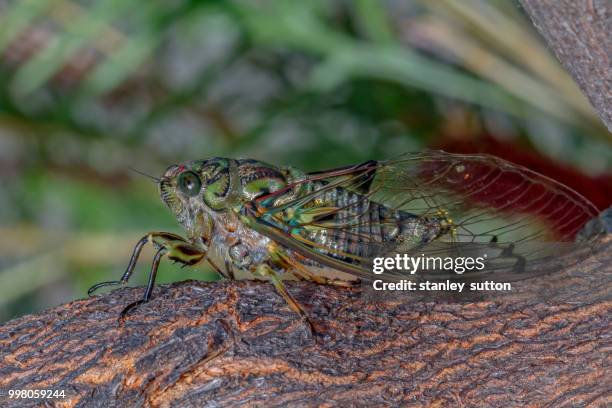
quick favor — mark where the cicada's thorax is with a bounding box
[184,158,307,277]
[193,159,446,276]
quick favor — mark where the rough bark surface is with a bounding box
[519,0,612,131]
[0,235,610,408]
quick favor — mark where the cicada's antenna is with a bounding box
[128,166,161,183]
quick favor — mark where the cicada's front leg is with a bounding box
[88,232,206,320]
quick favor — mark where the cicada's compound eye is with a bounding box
[177,171,202,197]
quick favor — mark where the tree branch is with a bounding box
[519,0,612,131]
[0,235,610,407]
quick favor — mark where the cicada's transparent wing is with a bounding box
[366,151,598,280]
[382,151,597,242]
[244,151,599,282]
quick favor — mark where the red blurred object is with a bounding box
[435,137,612,212]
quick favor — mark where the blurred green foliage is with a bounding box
[0,0,610,321]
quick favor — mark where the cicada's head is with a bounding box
[159,158,237,227]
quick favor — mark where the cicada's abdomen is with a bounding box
[298,182,449,263]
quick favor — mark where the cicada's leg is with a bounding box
[87,232,207,319]
[276,249,360,288]
[290,262,360,287]
[292,271,361,288]
[224,259,236,280]
[489,238,527,273]
[440,207,528,273]
[87,234,150,295]
[120,246,165,319]
[289,268,319,283]
[206,257,235,281]
[254,264,310,322]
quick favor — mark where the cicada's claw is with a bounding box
[119,299,147,322]
[87,280,124,297]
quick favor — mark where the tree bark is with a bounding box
[0,234,610,408]
[519,0,612,131]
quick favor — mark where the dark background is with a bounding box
[0,0,610,322]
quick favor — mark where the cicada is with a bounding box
[88,151,599,319]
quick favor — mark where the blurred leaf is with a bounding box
[238,2,537,121]
[353,0,394,43]
[81,34,158,95]
[419,0,601,128]
[10,0,131,96]
[0,0,52,53]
